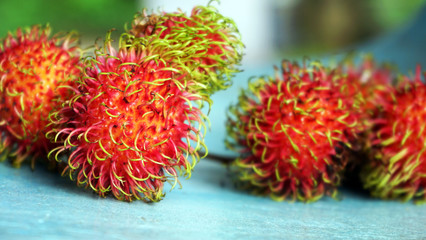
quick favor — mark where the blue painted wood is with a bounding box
[1,160,425,240]
[1,6,426,240]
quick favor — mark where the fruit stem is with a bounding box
[201,151,233,164]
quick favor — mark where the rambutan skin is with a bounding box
[331,57,396,188]
[338,57,395,122]
[226,61,363,202]
[0,25,81,167]
[48,33,206,202]
[361,66,426,203]
[128,4,243,101]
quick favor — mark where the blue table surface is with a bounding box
[1,7,426,240]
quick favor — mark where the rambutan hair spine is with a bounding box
[225,60,364,202]
[360,66,426,204]
[127,1,244,107]
[0,24,82,168]
[47,31,208,202]
[336,55,396,118]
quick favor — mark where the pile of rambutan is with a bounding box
[2,2,424,204]
[0,3,243,202]
[226,57,426,204]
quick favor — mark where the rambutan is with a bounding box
[360,66,426,203]
[226,60,363,202]
[47,33,207,202]
[0,25,81,168]
[128,3,243,102]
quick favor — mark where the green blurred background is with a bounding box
[278,0,426,56]
[0,0,424,57]
[0,0,140,47]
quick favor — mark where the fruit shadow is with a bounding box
[3,159,102,200]
[340,169,374,200]
[193,157,237,192]
[195,155,378,202]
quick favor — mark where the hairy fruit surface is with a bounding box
[335,57,395,183]
[361,66,426,203]
[0,25,81,167]
[129,3,243,103]
[338,57,395,123]
[226,61,363,202]
[48,34,206,202]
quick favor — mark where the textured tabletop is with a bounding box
[1,158,426,240]
[1,6,426,240]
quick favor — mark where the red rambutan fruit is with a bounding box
[0,25,81,168]
[128,3,243,102]
[360,66,426,203]
[226,60,363,202]
[47,33,207,202]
